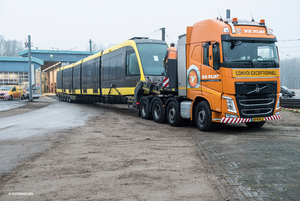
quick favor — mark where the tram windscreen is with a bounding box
[136,43,168,75]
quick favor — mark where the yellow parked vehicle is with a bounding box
[0,85,26,100]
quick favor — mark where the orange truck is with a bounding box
[56,16,281,131]
[174,17,281,131]
[138,17,281,131]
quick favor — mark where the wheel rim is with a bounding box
[198,108,206,125]
[142,102,147,116]
[168,106,176,123]
[154,104,161,119]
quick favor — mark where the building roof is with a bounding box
[0,57,44,65]
[19,49,98,56]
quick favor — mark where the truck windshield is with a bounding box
[222,41,279,68]
[136,43,168,75]
[0,86,12,91]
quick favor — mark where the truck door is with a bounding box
[201,42,221,92]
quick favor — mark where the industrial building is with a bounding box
[0,50,95,93]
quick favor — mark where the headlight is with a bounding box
[276,95,281,110]
[223,96,237,113]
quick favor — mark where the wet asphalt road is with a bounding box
[0,99,26,112]
[0,97,102,175]
[1,96,300,200]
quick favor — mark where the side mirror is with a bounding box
[208,45,213,67]
[276,45,280,64]
[212,42,220,70]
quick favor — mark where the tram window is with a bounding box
[103,59,109,81]
[126,51,140,76]
[110,57,117,80]
[117,55,122,79]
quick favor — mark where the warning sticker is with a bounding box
[232,69,279,78]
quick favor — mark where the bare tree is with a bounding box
[0,35,24,56]
[280,57,300,89]
[86,41,106,53]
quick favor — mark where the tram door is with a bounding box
[92,61,98,94]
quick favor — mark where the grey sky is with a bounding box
[0,0,299,58]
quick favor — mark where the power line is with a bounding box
[68,42,88,51]
[144,29,161,37]
[165,33,174,43]
[279,51,300,53]
[31,42,89,51]
[278,39,300,42]
[278,46,300,48]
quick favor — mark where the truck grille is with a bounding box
[235,81,277,95]
[235,82,277,118]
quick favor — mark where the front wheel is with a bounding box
[245,121,265,128]
[195,101,216,131]
[8,95,13,100]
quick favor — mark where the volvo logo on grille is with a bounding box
[247,85,268,94]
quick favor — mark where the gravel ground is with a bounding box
[0,100,222,200]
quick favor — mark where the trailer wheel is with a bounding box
[166,101,183,127]
[245,121,265,128]
[195,101,216,131]
[140,98,152,120]
[152,99,166,123]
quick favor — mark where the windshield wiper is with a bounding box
[232,60,253,67]
[256,60,277,67]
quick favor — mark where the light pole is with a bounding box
[28,35,33,101]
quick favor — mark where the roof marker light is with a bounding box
[259,19,265,25]
[232,18,238,24]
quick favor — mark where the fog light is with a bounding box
[226,113,239,118]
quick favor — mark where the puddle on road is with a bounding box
[0,101,26,112]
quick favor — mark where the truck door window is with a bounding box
[202,42,210,66]
[12,87,16,91]
[212,42,220,70]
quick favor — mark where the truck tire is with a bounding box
[166,101,184,127]
[245,121,265,128]
[195,101,216,131]
[152,99,166,123]
[140,97,152,120]
[8,95,13,101]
